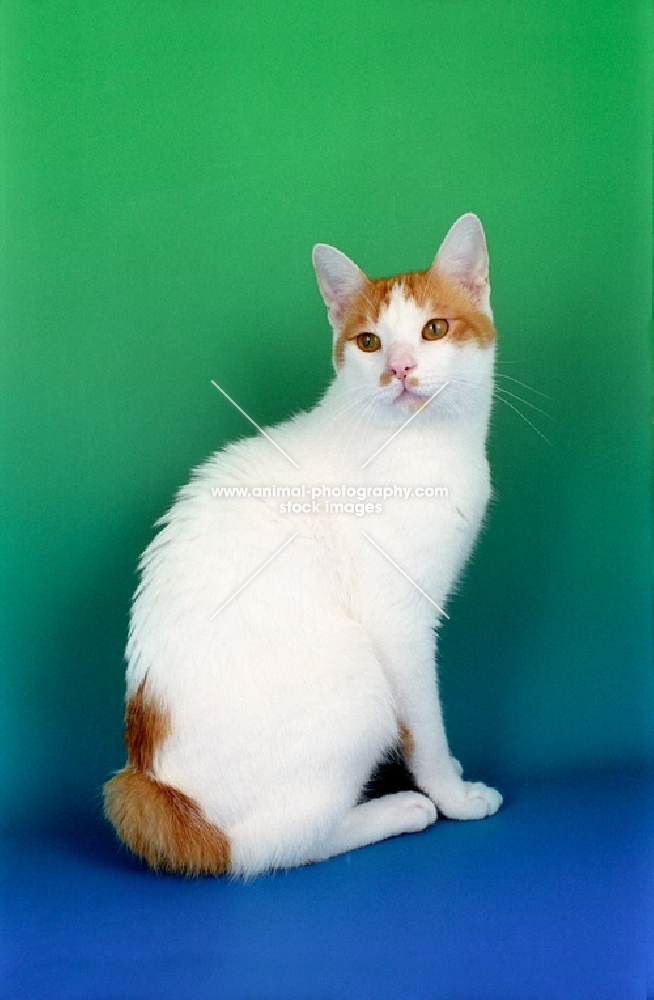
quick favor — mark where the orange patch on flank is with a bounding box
[334,268,496,367]
[398,722,415,759]
[103,676,231,876]
[124,678,171,774]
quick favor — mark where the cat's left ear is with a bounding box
[312,244,365,329]
[432,214,492,317]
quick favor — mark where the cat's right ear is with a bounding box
[312,245,365,329]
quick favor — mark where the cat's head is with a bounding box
[313,214,496,423]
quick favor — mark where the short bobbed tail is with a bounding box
[103,767,231,876]
[104,676,230,876]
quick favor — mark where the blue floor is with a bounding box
[3,769,652,1000]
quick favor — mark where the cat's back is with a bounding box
[125,415,364,692]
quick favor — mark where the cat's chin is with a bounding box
[392,389,431,414]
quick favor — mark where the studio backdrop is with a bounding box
[1,0,651,830]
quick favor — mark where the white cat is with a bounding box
[104,213,503,877]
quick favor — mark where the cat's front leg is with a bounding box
[387,640,502,821]
[430,775,503,820]
[406,705,502,820]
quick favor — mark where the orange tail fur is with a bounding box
[104,677,230,875]
[103,767,231,876]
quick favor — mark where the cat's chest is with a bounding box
[306,432,490,579]
[310,431,489,521]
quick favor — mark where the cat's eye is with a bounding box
[422,318,449,341]
[356,332,382,352]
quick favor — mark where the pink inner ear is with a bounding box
[313,245,365,327]
[433,215,490,308]
[326,299,347,327]
[320,284,352,327]
[460,271,488,306]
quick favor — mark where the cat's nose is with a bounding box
[386,344,417,380]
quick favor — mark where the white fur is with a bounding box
[125,214,502,876]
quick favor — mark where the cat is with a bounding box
[103,213,503,877]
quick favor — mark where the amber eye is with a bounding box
[422,318,449,341]
[356,332,382,352]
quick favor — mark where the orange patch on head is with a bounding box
[333,268,496,367]
[379,371,393,386]
[334,275,394,367]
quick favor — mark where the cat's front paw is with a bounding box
[435,781,502,821]
[450,756,464,778]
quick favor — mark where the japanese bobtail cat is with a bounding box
[103,213,502,877]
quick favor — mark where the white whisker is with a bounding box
[495,373,551,400]
[493,394,551,444]
[494,387,552,420]
[440,375,551,442]
[445,375,552,420]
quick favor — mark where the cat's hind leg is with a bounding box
[226,788,436,875]
[312,791,437,862]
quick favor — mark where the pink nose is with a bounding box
[386,344,417,379]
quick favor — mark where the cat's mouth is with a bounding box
[394,386,427,404]
[391,386,431,414]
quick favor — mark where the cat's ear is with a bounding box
[312,244,365,329]
[432,214,492,316]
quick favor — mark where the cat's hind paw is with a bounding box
[435,781,502,821]
[391,791,438,833]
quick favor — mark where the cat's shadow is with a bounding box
[363,755,420,800]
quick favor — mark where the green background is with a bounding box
[1,1,651,829]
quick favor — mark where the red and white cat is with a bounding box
[104,213,502,876]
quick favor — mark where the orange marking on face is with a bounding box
[379,371,393,386]
[333,268,495,367]
[406,376,420,387]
